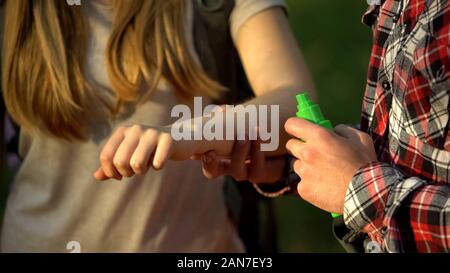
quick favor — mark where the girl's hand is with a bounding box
[94,125,181,181]
[191,138,286,184]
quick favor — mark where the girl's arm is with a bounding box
[94,7,316,181]
[193,7,317,184]
[235,7,316,151]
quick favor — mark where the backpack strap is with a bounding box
[192,0,254,104]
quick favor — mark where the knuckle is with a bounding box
[116,126,127,133]
[144,128,157,138]
[315,127,331,141]
[113,158,126,169]
[131,160,143,173]
[129,125,143,135]
[361,132,373,142]
[286,139,295,150]
[293,160,302,175]
[297,182,310,199]
[131,124,142,131]
[100,153,111,164]
[300,147,316,164]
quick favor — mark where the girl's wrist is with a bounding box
[253,155,300,198]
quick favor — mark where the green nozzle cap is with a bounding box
[295,92,340,219]
[296,93,332,129]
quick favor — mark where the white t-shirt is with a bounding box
[0,0,286,252]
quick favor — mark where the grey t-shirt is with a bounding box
[1,0,286,252]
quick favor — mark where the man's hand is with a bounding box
[285,118,377,214]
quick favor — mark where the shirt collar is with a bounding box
[362,0,385,27]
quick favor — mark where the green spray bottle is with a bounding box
[295,92,340,218]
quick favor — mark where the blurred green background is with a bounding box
[0,0,372,253]
[272,0,372,252]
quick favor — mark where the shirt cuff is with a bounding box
[343,161,402,234]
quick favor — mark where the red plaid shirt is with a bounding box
[343,0,450,252]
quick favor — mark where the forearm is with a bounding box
[235,7,317,155]
[173,6,318,159]
[243,87,312,155]
[172,88,306,159]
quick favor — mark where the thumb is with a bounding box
[94,167,111,181]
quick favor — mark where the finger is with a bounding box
[94,168,108,181]
[190,154,203,160]
[94,167,122,181]
[248,139,265,183]
[293,159,304,177]
[113,131,141,177]
[285,138,306,160]
[258,157,287,183]
[284,117,331,142]
[228,138,251,181]
[201,151,228,179]
[99,127,126,180]
[130,129,158,175]
[153,133,173,170]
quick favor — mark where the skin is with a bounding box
[196,8,379,214]
[94,7,316,181]
[203,117,378,215]
[284,118,377,214]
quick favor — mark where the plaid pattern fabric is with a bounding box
[343,0,450,252]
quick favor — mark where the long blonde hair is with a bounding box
[2,0,224,140]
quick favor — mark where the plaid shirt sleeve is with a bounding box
[344,161,450,252]
[343,0,450,252]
